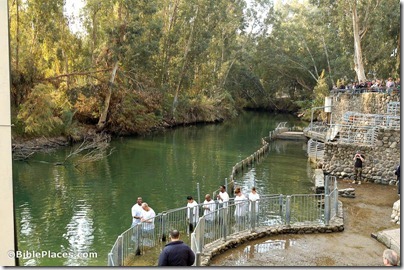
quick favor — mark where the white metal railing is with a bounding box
[303,123,328,142]
[307,139,325,161]
[387,101,400,116]
[190,180,338,266]
[342,111,400,130]
[108,121,339,266]
[276,122,287,129]
[327,124,378,145]
[108,179,339,266]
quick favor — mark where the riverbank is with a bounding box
[11,106,304,157]
[209,178,400,267]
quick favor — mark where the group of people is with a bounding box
[132,182,400,266]
[332,77,400,95]
[130,185,260,266]
[131,197,156,231]
[159,185,261,266]
[186,185,261,229]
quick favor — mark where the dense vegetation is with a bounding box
[8,0,400,139]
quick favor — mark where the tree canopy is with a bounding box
[8,0,400,137]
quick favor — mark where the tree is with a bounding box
[310,0,400,81]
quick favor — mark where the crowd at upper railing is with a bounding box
[330,77,400,95]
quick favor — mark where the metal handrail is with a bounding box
[108,179,339,266]
[107,122,339,266]
[276,122,287,129]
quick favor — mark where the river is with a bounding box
[13,111,311,266]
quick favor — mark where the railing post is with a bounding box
[324,194,330,226]
[198,216,205,252]
[118,235,123,266]
[197,182,201,207]
[108,252,113,266]
[250,200,256,232]
[135,224,141,256]
[221,207,228,241]
[279,194,283,219]
[334,179,339,215]
[315,141,318,159]
[161,212,167,242]
[324,175,329,195]
[285,196,291,226]
[191,232,200,266]
[189,206,194,234]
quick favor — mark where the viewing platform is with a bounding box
[275,131,307,141]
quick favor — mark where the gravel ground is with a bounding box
[209,179,400,267]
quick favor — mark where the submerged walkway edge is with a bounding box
[200,202,344,266]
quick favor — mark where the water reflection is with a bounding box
[20,203,34,237]
[62,200,94,266]
[13,112,309,266]
[232,239,299,265]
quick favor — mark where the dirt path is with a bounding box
[209,179,400,267]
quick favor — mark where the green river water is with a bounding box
[13,111,313,266]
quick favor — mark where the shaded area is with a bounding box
[210,179,400,266]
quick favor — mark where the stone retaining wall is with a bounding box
[322,93,400,183]
[199,202,344,266]
[332,93,400,123]
[323,129,400,183]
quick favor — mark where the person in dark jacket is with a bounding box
[395,164,400,195]
[158,230,195,266]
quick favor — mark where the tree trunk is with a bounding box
[16,0,19,72]
[322,36,334,86]
[160,0,179,87]
[172,5,198,118]
[97,61,119,130]
[92,7,100,66]
[396,32,400,76]
[351,3,367,82]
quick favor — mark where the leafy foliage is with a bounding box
[7,0,400,138]
[17,84,72,136]
[107,90,163,135]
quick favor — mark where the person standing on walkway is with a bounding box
[186,196,199,232]
[203,194,216,238]
[248,187,260,214]
[131,197,143,227]
[158,230,195,266]
[131,197,143,253]
[352,150,365,185]
[234,187,248,224]
[383,249,398,266]
[386,77,395,95]
[217,185,230,208]
[203,194,216,221]
[140,202,156,247]
[140,202,156,232]
[216,185,230,234]
[395,164,400,195]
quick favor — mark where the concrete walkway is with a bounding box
[275,131,307,140]
[373,228,400,254]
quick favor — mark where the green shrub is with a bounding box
[17,83,72,136]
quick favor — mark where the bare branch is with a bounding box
[40,68,112,81]
[65,133,114,164]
